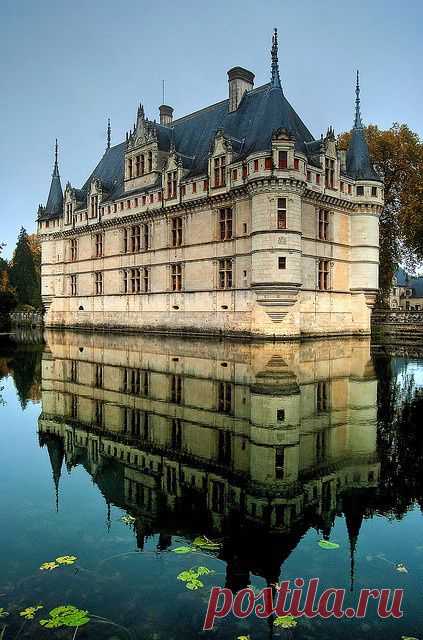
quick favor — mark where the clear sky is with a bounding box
[1,0,422,259]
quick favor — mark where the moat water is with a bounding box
[1,330,423,639]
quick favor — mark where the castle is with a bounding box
[37,30,383,338]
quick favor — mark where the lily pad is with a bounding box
[396,563,408,573]
[56,555,77,565]
[121,515,136,525]
[193,536,221,550]
[274,614,297,629]
[173,546,193,554]
[40,605,90,629]
[0,609,8,619]
[40,562,59,571]
[186,579,204,590]
[20,606,43,620]
[318,540,340,550]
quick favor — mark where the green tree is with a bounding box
[339,124,423,300]
[9,227,41,308]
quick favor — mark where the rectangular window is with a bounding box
[128,158,133,178]
[143,267,149,293]
[348,184,352,195]
[265,157,272,170]
[203,179,209,191]
[219,208,233,240]
[242,164,248,178]
[134,197,138,207]
[232,169,238,181]
[217,382,232,414]
[278,257,286,270]
[307,170,311,182]
[181,185,186,196]
[316,174,321,185]
[316,381,329,412]
[143,223,150,250]
[95,233,103,257]
[171,263,182,291]
[70,360,78,383]
[130,225,141,252]
[275,447,285,480]
[70,275,77,296]
[318,259,330,291]
[340,181,344,192]
[277,198,287,229]
[325,158,335,188]
[147,151,153,172]
[90,195,98,218]
[94,400,103,427]
[170,374,182,404]
[294,158,300,170]
[66,203,73,224]
[357,185,364,196]
[214,156,226,187]
[218,258,233,289]
[171,418,182,450]
[371,186,377,197]
[318,209,329,240]
[278,150,288,169]
[70,394,78,419]
[254,159,259,172]
[95,271,103,295]
[218,430,231,465]
[123,368,141,394]
[192,182,197,193]
[94,364,103,389]
[171,217,183,247]
[70,239,78,261]
[167,171,177,198]
[130,268,141,293]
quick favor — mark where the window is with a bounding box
[219,208,233,240]
[66,203,73,225]
[128,158,133,178]
[148,150,153,172]
[167,171,177,198]
[94,400,103,427]
[113,203,117,213]
[130,268,141,293]
[95,364,103,388]
[214,156,226,187]
[130,225,141,252]
[70,361,78,383]
[316,381,329,412]
[277,198,287,229]
[217,382,232,414]
[134,197,138,207]
[277,409,285,422]
[143,223,150,250]
[325,158,335,188]
[316,174,321,185]
[218,259,233,289]
[90,195,98,218]
[371,186,377,197]
[318,259,330,291]
[254,159,259,172]
[192,182,197,193]
[218,430,231,465]
[70,394,78,419]
[70,275,77,296]
[211,480,224,513]
[275,447,285,480]
[203,179,209,191]
[294,158,300,170]
[171,217,183,247]
[242,164,248,178]
[123,368,141,394]
[278,257,286,270]
[278,150,288,169]
[265,157,272,170]
[171,263,182,291]
[70,238,78,261]
[142,195,146,206]
[357,185,364,196]
[348,184,352,194]
[171,418,182,450]
[124,408,143,437]
[95,271,103,295]
[318,209,329,240]
[120,202,124,211]
[142,267,150,292]
[95,233,103,257]
[126,199,131,209]
[181,185,186,196]
[140,154,145,175]
[307,170,311,181]
[171,375,182,404]
[232,169,238,180]
[316,431,327,463]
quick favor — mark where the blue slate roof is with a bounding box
[39,141,63,219]
[346,72,379,182]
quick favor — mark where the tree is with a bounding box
[339,124,423,299]
[9,227,41,308]
[0,243,17,318]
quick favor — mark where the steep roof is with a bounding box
[346,72,379,182]
[40,140,63,219]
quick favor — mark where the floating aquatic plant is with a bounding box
[56,555,77,566]
[173,546,193,554]
[40,606,90,629]
[177,566,214,590]
[318,540,340,550]
[396,563,408,573]
[40,561,59,571]
[120,515,136,525]
[237,636,251,640]
[19,606,43,620]
[0,609,8,619]
[193,536,221,550]
[274,614,297,629]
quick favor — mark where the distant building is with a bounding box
[390,268,423,310]
[37,31,383,338]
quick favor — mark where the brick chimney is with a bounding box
[159,104,174,126]
[228,67,255,112]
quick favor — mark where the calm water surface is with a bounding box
[1,330,423,639]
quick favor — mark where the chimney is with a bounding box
[228,67,255,112]
[159,104,173,126]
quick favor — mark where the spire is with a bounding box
[107,118,111,150]
[44,140,64,217]
[354,70,363,129]
[45,435,65,513]
[345,71,379,181]
[271,28,282,90]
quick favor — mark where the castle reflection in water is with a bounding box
[38,331,379,589]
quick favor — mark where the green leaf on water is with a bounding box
[0,609,8,619]
[20,606,43,620]
[177,566,214,589]
[401,637,419,640]
[177,570,195,582]
[274,614,297,628]
[40,605,90,629]
[318,540,340,550]
[40,561,59,571]
[196,566,213,576]
[193,536,221,550]
[237,636,251,640]
[186,579,204,590]
[173,546,193,554]
[396,563,408,573]
[121,515,136,525]
[56,555,77,566]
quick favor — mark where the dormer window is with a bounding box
[278,151,288,169]
[90,195,98,218]
[357,186,364,196]
[148,150,153,172]
[167,171,177,199]
[214,156,226,187]
[66,203,73,225]
[128,158,133,179]
[294,158,300,170]
[325,158,335,188]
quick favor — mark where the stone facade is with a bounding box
[37,32,383,338]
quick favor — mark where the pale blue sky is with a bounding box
[1,0,422,258]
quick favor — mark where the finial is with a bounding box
[354,70,363,129]
[52,139,60,177]
[271,28,282,90]
[107,118,111,150]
